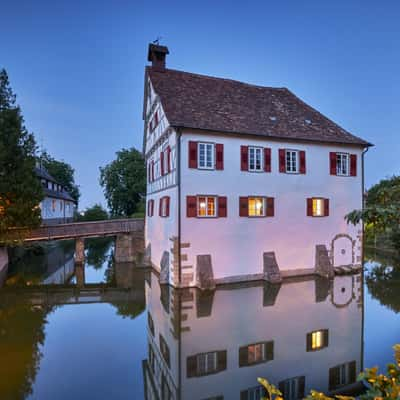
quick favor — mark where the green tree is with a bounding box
[346,176,400,248]
[0,69,43,243]
[77,204,108,222]
[99,147,146,217]
[39,150,80,204]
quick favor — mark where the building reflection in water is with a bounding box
[143,270,363,400]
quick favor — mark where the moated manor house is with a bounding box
[143,43,371,289]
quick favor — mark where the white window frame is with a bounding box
[248,197,266,217]
[196,352,218,375]
[198,142,215,170]
[197,196,217,218]
[248,146,263,172]
[163,146,169,174]
[247,343,266,364]
[285,149,299,173]
[336,152,350,176]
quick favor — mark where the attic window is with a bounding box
[269,116,277,121]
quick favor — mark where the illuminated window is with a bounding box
[286,150,299,173]
[0,205,4,216]
[248,197,265,217]
[198,142,215,169]
[248,146,263,171]
[336,153,349,176]
[307,329,328,351]
[312,198,324,216]
[311,331,322,349]
[197,196,216,217]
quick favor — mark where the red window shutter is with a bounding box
[154,110,158,126]
[166,196,170,217]
[188,141,198,169]
[330,152,337,175]
[218,196,227,217]
[279,149,286,172]
[266,197,275,217]
[216,144,224,170]
[307,198,313,216]
[240,146,248,171]
[151,161,155,181]
[264,148,271,172]
[239,197,248,217]
[159,198,163,216]
[160,151,165,176]
[167,146,171,173]
[324,198,330,216]
[299,151,306,174]
[350,154,357,176]
[186,196,197,217]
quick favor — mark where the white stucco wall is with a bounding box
[179,131,364,284]
[144,89,179,282]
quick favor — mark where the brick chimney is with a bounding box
[147,43,169,72]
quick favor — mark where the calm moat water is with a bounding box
[0,239,399,399]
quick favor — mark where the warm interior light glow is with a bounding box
[311,331,323,349]
[248,197,265,216]
[312,198,324,216]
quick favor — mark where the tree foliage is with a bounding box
[77,203,108,222]
[346,176,400,248]
[39,150,80,204]
[99,147,146,217]
[0,69,43,243]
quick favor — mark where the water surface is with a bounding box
[0,240,399,399]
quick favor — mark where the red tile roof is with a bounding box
[147,67,371,147]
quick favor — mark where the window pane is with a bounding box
[198,197,207,216]
[312,331,322,349]
[248,197,264,216]
[312,199,324,216]
[207,197,215,216]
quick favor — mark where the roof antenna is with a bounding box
[153,36,162,45]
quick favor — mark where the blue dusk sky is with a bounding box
[1,0,399,209]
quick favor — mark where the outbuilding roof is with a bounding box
[147,67,371,147]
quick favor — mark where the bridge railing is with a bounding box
[22,218,145,241]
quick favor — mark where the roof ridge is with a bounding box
[148,66,287,91]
